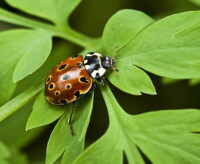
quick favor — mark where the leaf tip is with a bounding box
[25,125,31,131]
[149,90,157,95]
[153,92,157,95]
[26,121,35,131]
[13,73,22,83]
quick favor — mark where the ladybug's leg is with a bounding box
[111,66,119,78]
[68,101,76,135]
[111,55,119,78]
[96,78,105,85]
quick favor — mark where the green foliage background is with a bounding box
[0,0,200,164]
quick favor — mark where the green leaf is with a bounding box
[8,149,28,164]
[74,130,125,164]
[102,10,155,95]
[0,101,44,149]
[102,9,154,54]
[0,82,43,122]
[0,40,73,125]
[13,30,52,82]
[189,0,200,6]
[46,112,69,164]
[0,29,52,104]
[161,77,180,85]
[75,84,200,164]
[107,63,156,95]
[15,39,74,96]
[25,41,75,131]
[0,8,96,48]
[189,78,200,86]
[0,141,10,159]
[161,78,200,86]
[26,91,66,130]
[118,11,200,79]
[0,160,8,164]
[0,147,28,164]
[0,142,9,164]
[46,92,94,164]
[132,110,200,164]
[6,0,82,25]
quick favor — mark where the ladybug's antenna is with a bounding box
[111,46,119,78]
[111,46,118,59]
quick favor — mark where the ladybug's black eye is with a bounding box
[58,64,67,70]
[101,56,112,69]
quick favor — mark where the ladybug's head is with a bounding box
[101,56,115,69]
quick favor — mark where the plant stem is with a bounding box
[56,26,100,48]
[0,8,98,47]
[0,8,55,31]
[0,82,43,122]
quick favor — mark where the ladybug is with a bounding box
[45,52,117,135]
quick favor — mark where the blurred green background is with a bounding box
[0,0,200,163]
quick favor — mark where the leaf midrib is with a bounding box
[115,20,155,54]
[118,46,200,60]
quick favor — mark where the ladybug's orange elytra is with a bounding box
[45,55,92,105]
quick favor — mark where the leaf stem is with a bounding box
[0,8,54,30]
[56,25,101,48]
[0,8,98,47]
[0,82,43,122]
